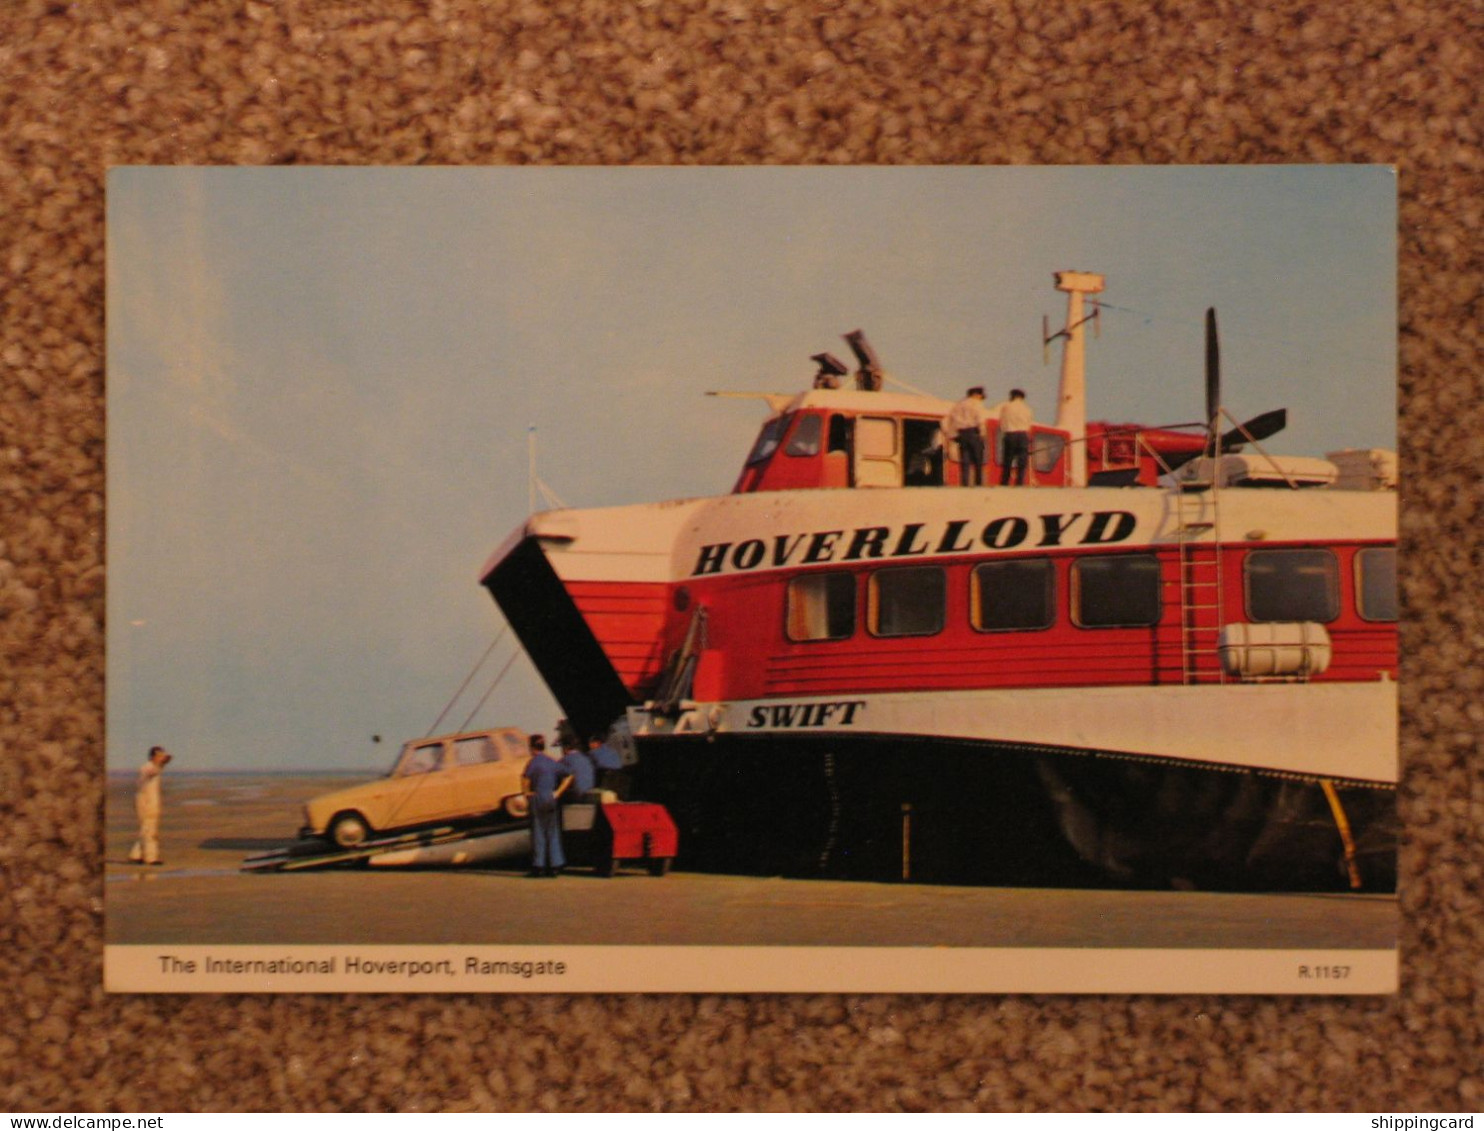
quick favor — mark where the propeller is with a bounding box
[1204,307,1220,456]
[1219,408,1287,452]
[1203,306,1286,455]
[1089,304,1290,480]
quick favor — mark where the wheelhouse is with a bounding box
[731,390,1073,494]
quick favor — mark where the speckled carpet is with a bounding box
[2,0,1480,1113]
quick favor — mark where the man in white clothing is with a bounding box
[998,388,1034,486]
[940,386,988,486]
[130,746,172,865]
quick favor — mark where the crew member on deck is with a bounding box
[941,386,989,486]
[997,388,1033,486]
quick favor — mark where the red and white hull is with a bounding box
[482,483,1396,890]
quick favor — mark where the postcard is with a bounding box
[105,165,1398,993]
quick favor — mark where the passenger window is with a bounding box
[452,737,494,767]
[1246,549,1339,623]
[785,414,823,456]
[973,558,1054,632]
[1355,547,1397,622]
[1074,554,1162,627]
[869,567,946,637]
[786,572,855,641]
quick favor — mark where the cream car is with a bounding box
[303,728,531,848]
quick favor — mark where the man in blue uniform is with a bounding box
[586,733,624,794]
[559,736,597,798]
[521,734,572,877]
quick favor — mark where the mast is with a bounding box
[1051,270,1105,488]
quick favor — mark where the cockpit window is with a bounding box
[745,413,792,466]
[1031,431,1066,473]
[784,414,823,456]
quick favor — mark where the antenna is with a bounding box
[1204,307,1220,456]
[527,425,536,516]
[1043,299,1102,361]
[706,391,798,415]
[526,426,567,515]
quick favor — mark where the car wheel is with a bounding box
[329,813,370,848]
[502,794,530,820]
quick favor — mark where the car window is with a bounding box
[492,731,527,762]
[452,736,494,767]
[396,743,443,776]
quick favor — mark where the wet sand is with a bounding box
[106,773,1397,949]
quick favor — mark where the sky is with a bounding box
[106,166,1396,771]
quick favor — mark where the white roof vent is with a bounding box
[1326,448,1398,491]
[1163,454,1338,490]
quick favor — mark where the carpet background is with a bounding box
[2,0,1479,1113]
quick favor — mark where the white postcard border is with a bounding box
[106,944,1398,995]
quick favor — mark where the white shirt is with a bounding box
[942,396,987,434]
[998,399,1033,434]
[136,760,163,816]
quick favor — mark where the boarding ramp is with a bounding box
[242,803,609,873]
[241,822,532,872]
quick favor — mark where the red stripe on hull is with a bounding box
[567,580,670,694]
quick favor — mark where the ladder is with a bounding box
[1171,473,1226,684]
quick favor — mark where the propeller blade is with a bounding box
[843,329,880,373]
[1204,308,1220,454]
[1219,408,1288,451]
[843,330,883,391]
